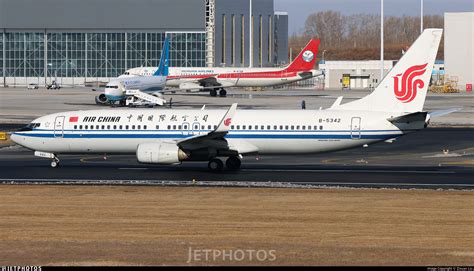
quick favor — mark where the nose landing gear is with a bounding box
[50,156,60,168]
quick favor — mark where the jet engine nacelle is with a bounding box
[136,142,188,164]
[95,93,109,104]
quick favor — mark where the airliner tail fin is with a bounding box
[336,29,442,113]
[154,37,170,76]
[285,39,320,72]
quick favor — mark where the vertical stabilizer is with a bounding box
[154,37,170,76]
[336,29,442,113]
[285,39,320,72]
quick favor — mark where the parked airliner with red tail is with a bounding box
[12,29,456,171]
[123,39,322,97]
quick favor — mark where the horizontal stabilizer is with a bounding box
[387,112,427,124]
[428,107,462,118]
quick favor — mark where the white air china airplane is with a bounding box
[123,39,323,97]
[95,37,170,106]
[12,29,453,171]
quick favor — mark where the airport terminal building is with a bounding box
[0,0,288,86]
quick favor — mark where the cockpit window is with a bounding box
[106,85,119,89]
[124,72,130,75]
[19,123,40,131]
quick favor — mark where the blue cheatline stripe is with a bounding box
[13,132,399,140]
[33,128,406,133]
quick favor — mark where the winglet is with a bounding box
[215,103,238,133]
[330,96,343,108]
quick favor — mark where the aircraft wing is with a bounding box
[177,103,238,151]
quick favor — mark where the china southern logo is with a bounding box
[302,50,314,63]
[393,63,428,103]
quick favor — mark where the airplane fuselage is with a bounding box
[126,67,320,88]
[105,76,167,101]
[11,108,421,156]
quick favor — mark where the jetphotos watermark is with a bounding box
[186,247,277,264]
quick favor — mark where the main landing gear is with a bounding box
[207,156,241,172]
[210,88,227,97]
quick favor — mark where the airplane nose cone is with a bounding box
[10,133,19,144]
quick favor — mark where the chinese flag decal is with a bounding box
[69,116,79,122]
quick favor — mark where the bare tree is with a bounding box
[293,11,444,61]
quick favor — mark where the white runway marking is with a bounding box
[119,168,149,170]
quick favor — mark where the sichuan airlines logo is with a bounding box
[224,118,232,126]
[302,50,314,63]
[393,63,428,103]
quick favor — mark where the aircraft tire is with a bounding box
[208,158,224,172]
[225,156,241,170]
[219,89,227,97]
[210,89,217,97]
[51,160,59,168]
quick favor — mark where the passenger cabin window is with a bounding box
[113,125,117,130]
[96,125,99,129]
[126,125,129,130]
[231,125,234,129]
[119,125,122,129]
[156,125,159,129]
[101,125,105,129]
[144,125,147,130]
[74,125,77,129]
[242,125,246,129]
[132,125,135,129]
[167,125,171,130]
[79,125,83,129]
[320,126,323,130]
[137,125,141,130]
[285,125,289,130]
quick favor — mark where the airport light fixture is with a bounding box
[421,0,424,33]
[380,0,384,80]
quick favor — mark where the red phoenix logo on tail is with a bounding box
[393,63,428,103]
[224,118,232,126]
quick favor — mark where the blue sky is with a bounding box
[274,0,474,34]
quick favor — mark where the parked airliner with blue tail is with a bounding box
[12,29,455,171]
[94,37,170,106]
